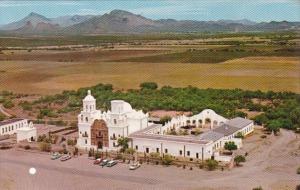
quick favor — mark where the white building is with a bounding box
[0,118,29,136]
[77,90,148,150]
[16,122,37,142]
[77,90,254,160]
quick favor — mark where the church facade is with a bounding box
[77,90,254,160]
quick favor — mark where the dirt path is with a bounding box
[0,104,12,117]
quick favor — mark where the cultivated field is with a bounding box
[0,34,299,94]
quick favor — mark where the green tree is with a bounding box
[234,155,246,166]
[266,120,281,134]
[140,82,158,90]
[117,137,129,152]
[224,141,237,152]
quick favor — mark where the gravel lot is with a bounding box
[0,129,299,190]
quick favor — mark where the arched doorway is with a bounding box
[91,119,109,149]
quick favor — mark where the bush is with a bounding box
[150,152,160,158]
[125,148,136,155]
[224,141,237,152]
[67,139,75,146]
[140,82,158,90]
[24,145,31,150]
[39,142,51,152]
[234,155,246,166]
[297,166,300,174]
[252,186,263,190]
[234,132,244,139]
[3,100,14,109]
[162,154,173,165]
[205,159,218,171]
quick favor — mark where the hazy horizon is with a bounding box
[0,0,299,25]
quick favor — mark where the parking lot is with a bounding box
[0,129,299,190]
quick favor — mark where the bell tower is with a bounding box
[79,90,96,123]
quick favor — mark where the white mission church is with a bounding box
[77,90,254,160]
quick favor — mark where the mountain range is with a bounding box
[0,10,299,35]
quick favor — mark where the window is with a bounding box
[135,145,138,150]
[85,139,87,144]
[113,142,116,147]
[165,149,168,153]
[196,153,199,159]
[12,126,14,131]
[179,150,183,155]
[114,119,117,125]
[2,128,4,134]
[187,151,190,156]
[113,133,116,139]
[146,148,149,153]
[5,127,7,132]
[85,117,88,122]
[156,148,159,153]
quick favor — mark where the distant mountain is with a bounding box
[66,10,162,33]
[0,12,95,30]
[1,12,51,30]
[0,10,299,35]
[216,19,257,25]
[50,15,94,27]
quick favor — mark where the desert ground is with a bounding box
[0,129,299,190]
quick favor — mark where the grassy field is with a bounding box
[0,56,299,94]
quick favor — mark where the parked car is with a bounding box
[93,158,103,165]
[106,160,117,167]
[129,162,141,170]
[100,159,109,167]
[51,152,61,160]
[60,155,71,161]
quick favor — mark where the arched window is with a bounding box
[114,119,117,125]
[81,115,83,122]
[85,117,88,122]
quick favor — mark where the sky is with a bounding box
[0,0,299,25]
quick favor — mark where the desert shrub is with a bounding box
[39,142,51,152]
[234,132,244,139]
[125,147,136,155]
[150,152,160,158]
[140,82,158,90]
[3,100,14,109]
[224,141,237,152]
[24,145,31,150]
[67,139,75,146]
[162,154,173,165]
[205,159,218,171]
[234,155,246,166]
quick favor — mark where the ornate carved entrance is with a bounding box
[91,119,109,149]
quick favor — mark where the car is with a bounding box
[60,155,71,161]
[129,162,141,170]
[93,158,103,165]
[99,159,109,167]
[106,160,117,167]
[51,152,61,160]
